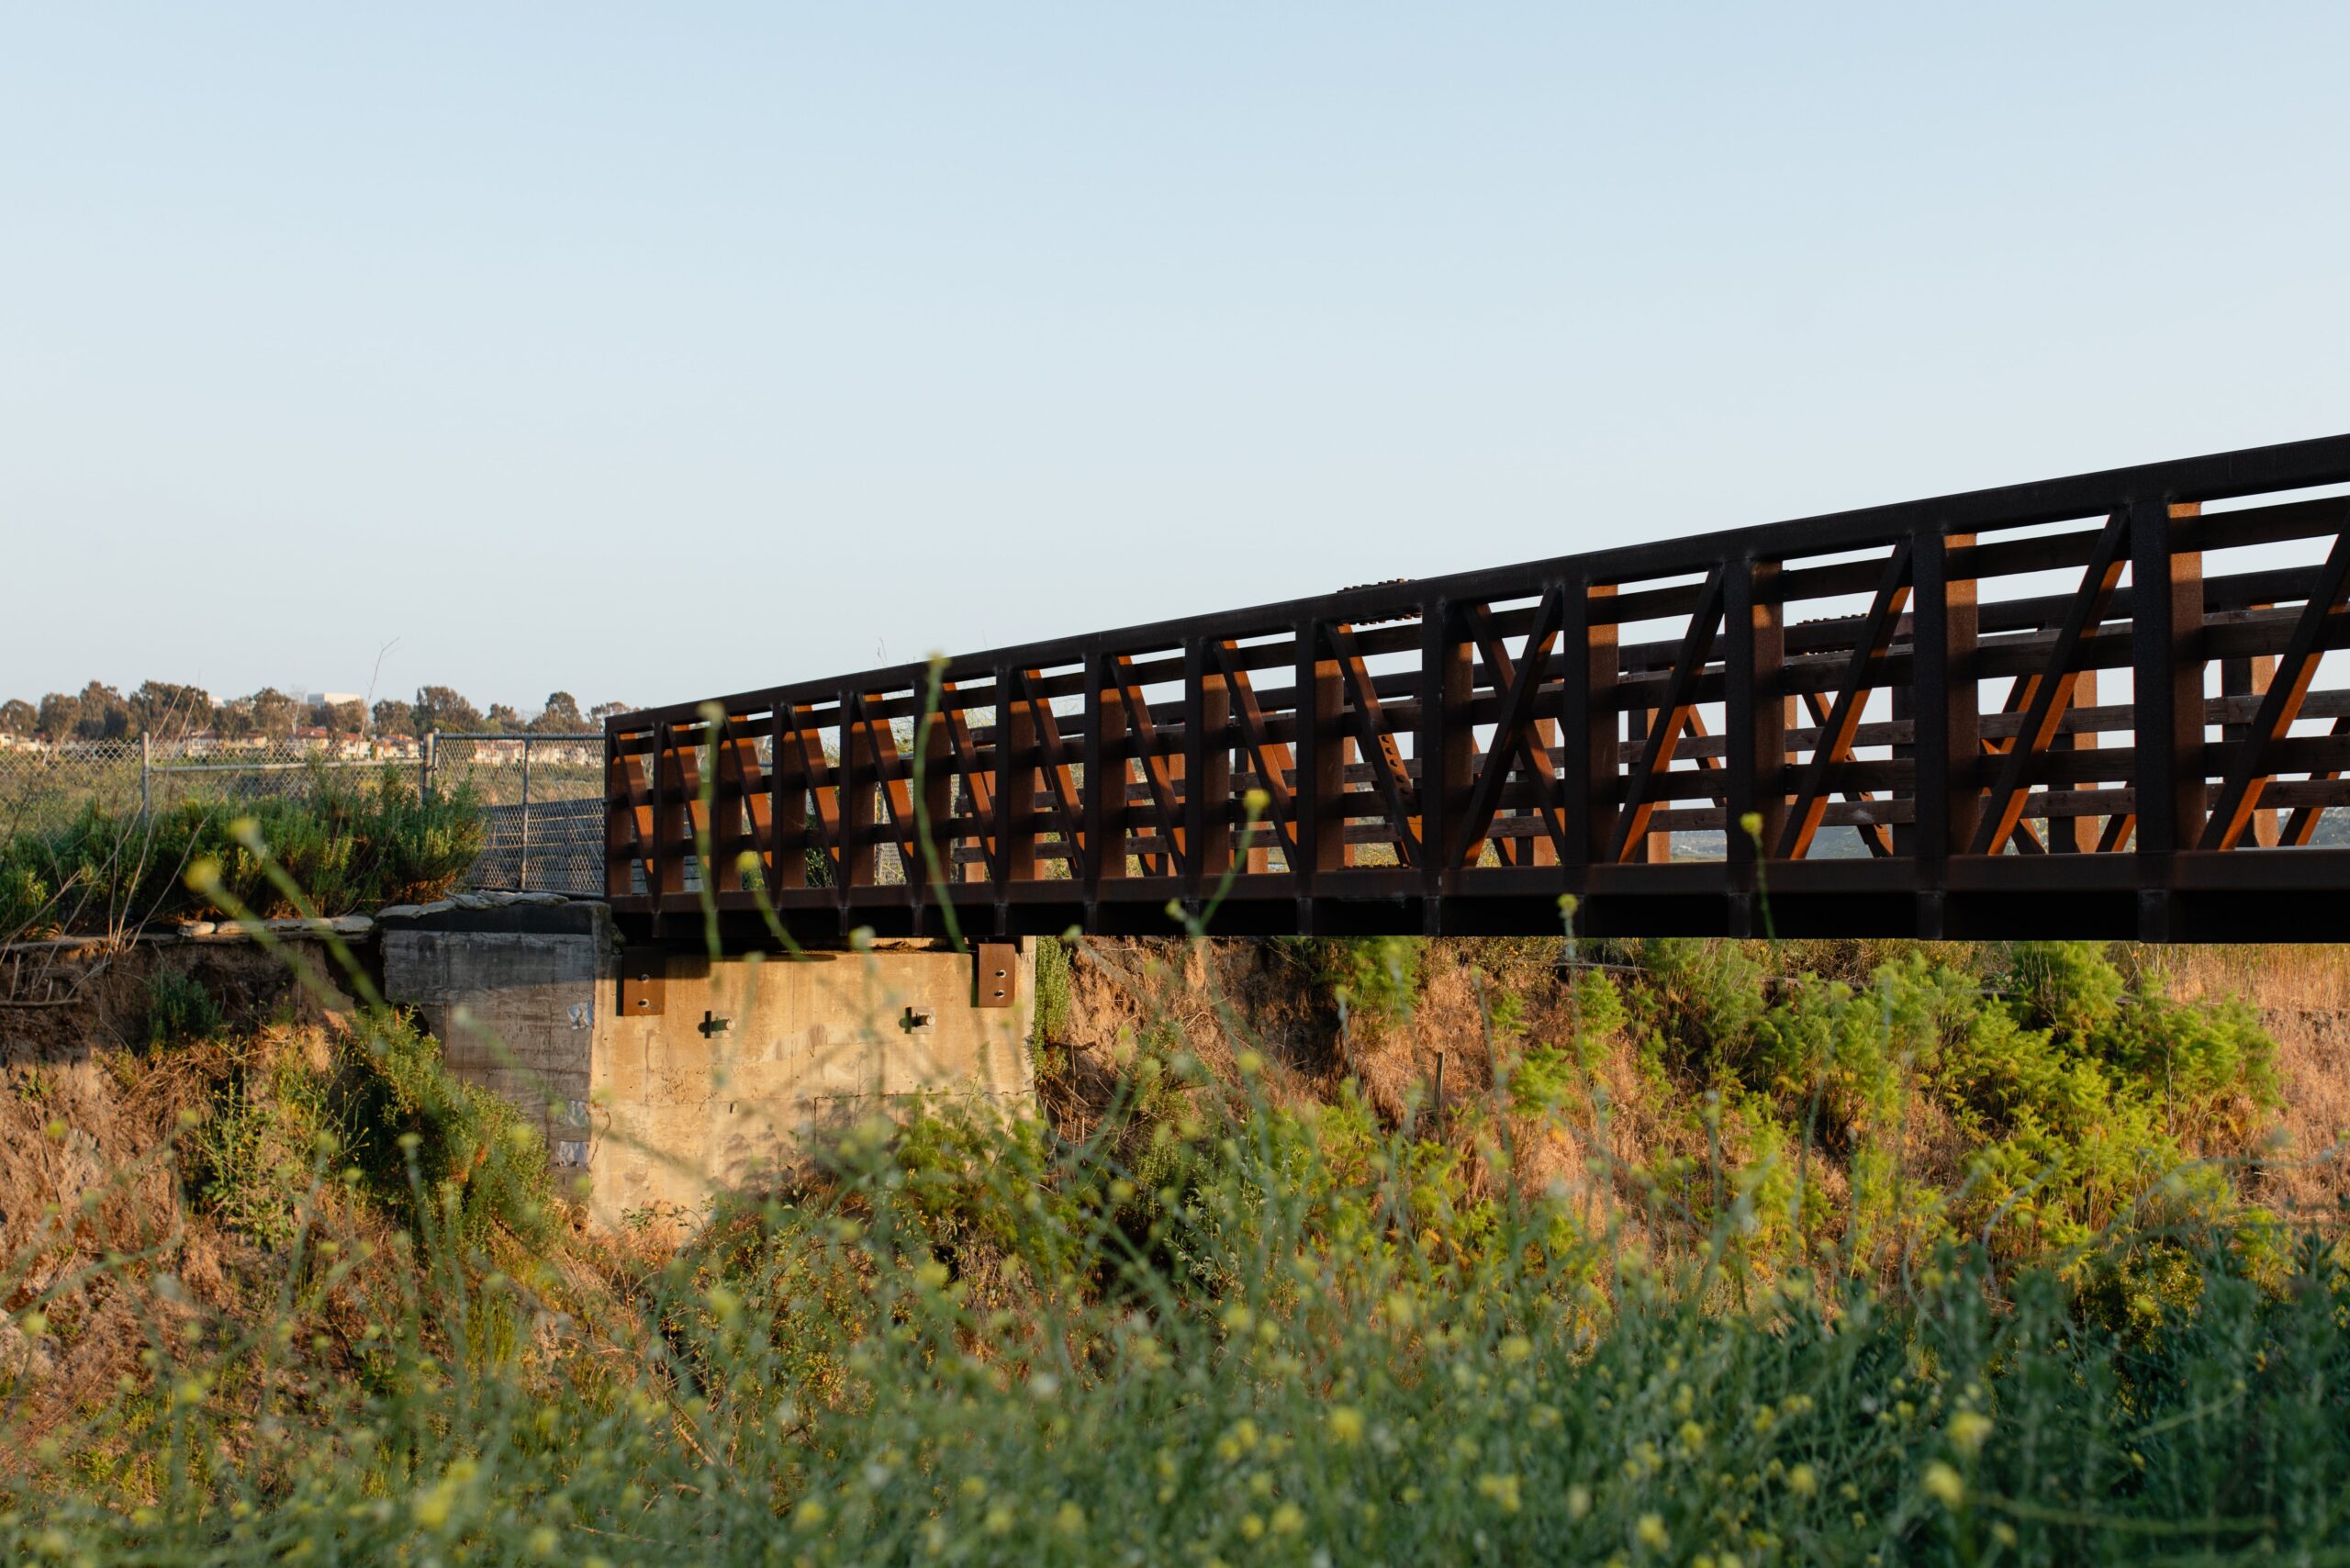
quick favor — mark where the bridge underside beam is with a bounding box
[629,847,2350,947]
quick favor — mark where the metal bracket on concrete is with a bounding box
[975,942,1017,1008]
[619,949,715,1018]
[620,952,666,1017]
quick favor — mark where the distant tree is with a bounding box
[414,686,482,734]
[248,688,298,739]
[210,696,254,738]
[0,699,35,737]
[485,702,526,732]
[73,682,131,741]
[372,698,417,738]
[327,700,368,734]
[37,692,83,741]
[588,700,632,724]
[535,691,586,732]
[128,679,213,738]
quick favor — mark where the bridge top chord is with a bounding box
[607,431,2350,946]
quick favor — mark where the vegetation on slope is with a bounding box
[0,913,2344,1562]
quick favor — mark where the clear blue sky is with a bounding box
[5,4,2346,715]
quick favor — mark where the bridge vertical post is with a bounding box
[840,689,877,893]
[652,722,686,923]
[2049,670,2098,852]
[769,701,808,889]
[1083,650,1127,903]
[918,696,954,903]
[1292,616,1346,925]
[1909,532,1978,935]
[1722,557,1785,933]
[1558,579,1616,874]
[1181,639,1230,913]
[994,669,1037,897]
[2131,500,2207,938]
[1620,709,1660,863]
[603,723,633,901]
[705,715,739,899]
[1417,601,1472,929]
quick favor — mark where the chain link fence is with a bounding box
[0,733,608,897]
[420,734,604,895]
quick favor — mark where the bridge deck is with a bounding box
[606,432,2350,944]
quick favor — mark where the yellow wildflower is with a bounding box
[1947,1410,1993,1457]
[1922,1462,1964,1507]
[1636,1513,1671,1551]
[1475,1473,1523,1515]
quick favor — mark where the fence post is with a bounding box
[423,731,438,800]
[140,732,151,818]
[520,735,533,891]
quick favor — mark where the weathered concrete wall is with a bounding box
[378,902,607,1168]
[591,944,1034,1226]
[376,901,1034,1227]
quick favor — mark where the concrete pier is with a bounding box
[378,901,1035,1226]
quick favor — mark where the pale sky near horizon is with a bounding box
[5,4,2348,716]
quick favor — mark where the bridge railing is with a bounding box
[606,432,2350,942]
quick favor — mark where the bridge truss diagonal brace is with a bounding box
[1975,676,2050,856]
[1778,543,1911,859]
[604,741,655,899]
[1452,587,1569,868]
[707,712,771,895]
[1325,622,1422,868]
[1212,638,1302,868]
[937,683,1002,884]
[1110,655,1190,879]
[781,704,847,893]
[1970,512,2130,857]
[1013,668,1088,887]
[2200,527,2350,849]
[1606,566,1729,863]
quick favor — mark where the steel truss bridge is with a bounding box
[607,433,2350,946]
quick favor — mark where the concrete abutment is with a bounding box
[377,902,1035,1227]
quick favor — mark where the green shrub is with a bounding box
[1030,935,1073,1046]
[140,968,223,1047]
[1287,935,1423,1027]
[0,766,481,934]
[185,1054,326,1250]
[332,1007,553,1248]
